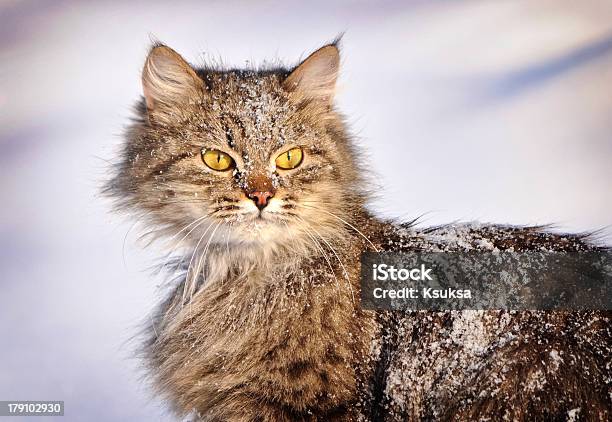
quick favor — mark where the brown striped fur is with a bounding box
[106,42,611,421]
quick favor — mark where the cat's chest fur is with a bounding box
[149,244,376,420]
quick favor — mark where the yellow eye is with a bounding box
[275,147,303,170]
[202,149,234,171]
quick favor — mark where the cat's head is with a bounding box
[108,42,365,253]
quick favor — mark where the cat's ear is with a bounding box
[142,44,204,122]
[283,44,340,105]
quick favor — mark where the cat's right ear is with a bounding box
[283,44,340,106]
[142,45,204,124]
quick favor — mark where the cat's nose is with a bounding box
[248,191,274,210]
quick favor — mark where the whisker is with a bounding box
[294,219,341,293]
[190,221,221,300]
[225,221,233,261]
[122,213,150,270]
[156,216,212,283]
[301,203,380,252]
[297,217,354,303]
[183,221,217,306]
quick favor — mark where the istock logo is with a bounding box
[372,263,433,281]
[361,251,612,311]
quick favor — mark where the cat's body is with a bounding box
[107,42,610,421]
[147,218,610,421]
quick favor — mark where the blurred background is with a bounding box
[1,0,611,420]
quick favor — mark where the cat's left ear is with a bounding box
[283,44,340,105]
[142,44,204,123]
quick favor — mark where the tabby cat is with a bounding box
[106,41,611,421]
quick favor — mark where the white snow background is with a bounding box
[0,0,611,420]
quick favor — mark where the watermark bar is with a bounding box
[0,401,64,416]
[360,252,612,310]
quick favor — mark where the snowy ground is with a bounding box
[1,1,611,420]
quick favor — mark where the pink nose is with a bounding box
[248,191,274,210]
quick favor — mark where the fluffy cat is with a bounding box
[106,42,611,421]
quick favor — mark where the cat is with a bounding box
[106,41,611,421]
